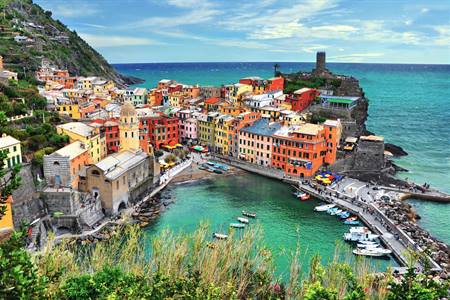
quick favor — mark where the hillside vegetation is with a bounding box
[0,0,140,86]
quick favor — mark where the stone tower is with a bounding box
[316,52,326,72]
[119,101,140,152]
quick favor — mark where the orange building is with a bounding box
[271,120,341,177]
[43,141,90,188]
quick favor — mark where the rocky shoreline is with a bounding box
[378,200,449,275]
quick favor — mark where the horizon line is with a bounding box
[111,61,450,66]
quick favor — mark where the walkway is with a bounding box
[298,182,442,270]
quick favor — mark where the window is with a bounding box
[91,170,100,176]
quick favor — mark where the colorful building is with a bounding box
[58,102,81,120]
[119,102,140,152]
[197,112,218,149]
[140,112,179,149]
[271,120,340,177]
[238,119,281,166]
[43,141,89,188]
[177,110,197,144]
[285,88,320,112]
[267,77,284,91]
[57,122,106,164]
[214,115,235,155]
[0,196,13,236]
[168,91,185,108]
[0,135,22,169]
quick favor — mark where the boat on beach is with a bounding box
[230,223,245,228]
[213,233,228,240]
[353,248,392,257]
[314,204,336,212]
[237,217,249,224]
[242,211,256,218]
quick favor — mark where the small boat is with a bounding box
[344,231,379,242]
[230,223,245,229]
[353,248,392,257]
[338,211,350,219]
[242,211,257,218]
[357,242,381,249]
[207,161,215,166]
[300,193,310,201]
[343,220,360,225]
[213,233,228,240]
[213,169,223,174]
[359,240,378,245]
[327,207,339,215]
[314,204,336,212]
[237,217,249,224]
[330,209,342,216]
[346,216,358,222]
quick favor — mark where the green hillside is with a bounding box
[0,0,141,87]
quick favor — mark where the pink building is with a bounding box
[238,119,281,166]
[177,110,198,144]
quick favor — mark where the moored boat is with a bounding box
[357,242,381,249]
[242,211,257,218]
[230,223,245,229]
[344,227,379,242]
[346,216,358,222]
[213,169,223,174]
[213,233,228,240]
[338,211,350,219]
[353,248,392,257]
[237,217,249,224]
[330,209,342,216]
[300,193,310,201]
[343,220,360,225]
[314,204,336,212]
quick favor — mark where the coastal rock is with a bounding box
[385,143,408,157]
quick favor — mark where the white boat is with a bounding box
[314,204,336,212]
[344,227,379,242]
[230,223,245,229]
[357,243,381,249]
[237,217,249,224]
[353,248,392,257]
[242,211,257,218]
[358,240,378,245]
[330,209,342,216]
[213,233,228,240]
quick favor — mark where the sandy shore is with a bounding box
[170,161,246,184]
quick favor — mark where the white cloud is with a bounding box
[329,52,384,62]
[433,25,450,46]
[79,33,164,48]
[51,3,98,18]
[421,8,429,13]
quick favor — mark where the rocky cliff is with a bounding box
[0,0,142,87]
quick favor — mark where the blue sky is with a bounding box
[35,0,450,64]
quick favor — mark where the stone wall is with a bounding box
[11,163,45,227]
[43,154,71,187]
[352,139,384,172]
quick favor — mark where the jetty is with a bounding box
[297,181,442,271]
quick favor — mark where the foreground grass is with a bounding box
[32,223,391,299]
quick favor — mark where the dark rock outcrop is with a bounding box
[385,143,408,157]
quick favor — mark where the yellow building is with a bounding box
[168,91,184,108]
[93,79,114,94]
[119,102,140,152]
[58,102,81,120]
[197,112,218,149]
[57,122,106,164]
[0,135,22,169]
[214,115,234,155]
[0,196,14,235]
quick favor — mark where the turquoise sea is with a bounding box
[115,62,450,247]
